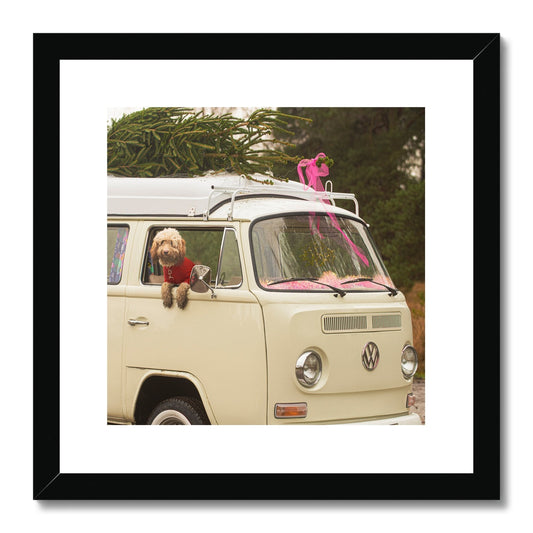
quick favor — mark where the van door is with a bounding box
[122,222,267,424]
[107,222,134,420]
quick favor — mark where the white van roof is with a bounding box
[107,172,359,220]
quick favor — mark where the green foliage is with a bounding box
[107,107,311,181]
[370,180,425,291]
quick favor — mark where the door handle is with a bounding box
[128,319,150,326]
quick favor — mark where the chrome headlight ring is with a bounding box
[401,344,419,380]
[295,351,323,388]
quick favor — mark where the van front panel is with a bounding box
[251,289,414,424]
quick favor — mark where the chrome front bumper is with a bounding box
[344,413,422,425]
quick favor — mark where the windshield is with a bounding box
[251,214,395,292]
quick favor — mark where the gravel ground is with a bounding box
[410,378,425,424]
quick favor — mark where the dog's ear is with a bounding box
[179,237,186,257]
[150,239,159,262]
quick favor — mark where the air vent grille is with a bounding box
[322,314,367,333]
[372,314,401,329]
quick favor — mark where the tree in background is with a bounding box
[273,107,424,290]
[372,180,425,289]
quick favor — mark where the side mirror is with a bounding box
[190,265,216,298]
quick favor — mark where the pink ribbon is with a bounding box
[297,153,369,267]
[297,152,330,200]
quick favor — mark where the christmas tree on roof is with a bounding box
[107,107,311,182]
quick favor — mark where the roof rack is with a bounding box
[205,180,359,221]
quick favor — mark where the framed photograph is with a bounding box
[34,33,499,500]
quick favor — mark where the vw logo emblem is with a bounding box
[362,342,380,371]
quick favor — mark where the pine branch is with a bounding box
[107,107,311,180]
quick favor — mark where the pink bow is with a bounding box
[297,152,330,200]
[297,153,369,267]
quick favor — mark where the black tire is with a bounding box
[146,397,209,425]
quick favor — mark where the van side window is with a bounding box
[142,227,227,285]
[108,225,129,284]
[216,229,242,287]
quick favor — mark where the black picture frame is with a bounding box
[34,33,500,500]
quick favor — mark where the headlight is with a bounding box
[296,351,322,387]
[401,345,418,379]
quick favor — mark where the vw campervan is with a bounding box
[107,173,421,425]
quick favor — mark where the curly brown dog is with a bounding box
[150,228,195,309]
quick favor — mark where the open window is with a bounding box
[142,226,242,288]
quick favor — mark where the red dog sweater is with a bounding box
[163,257,195,285]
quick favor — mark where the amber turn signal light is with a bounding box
[274,403,308,419]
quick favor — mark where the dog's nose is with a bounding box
[162,250,169,255]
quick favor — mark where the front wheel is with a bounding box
[146,397,209,425]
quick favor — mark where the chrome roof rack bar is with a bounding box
[203,183,359,221]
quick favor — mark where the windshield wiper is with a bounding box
[267,277,346,297]
[341,277,398,296]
